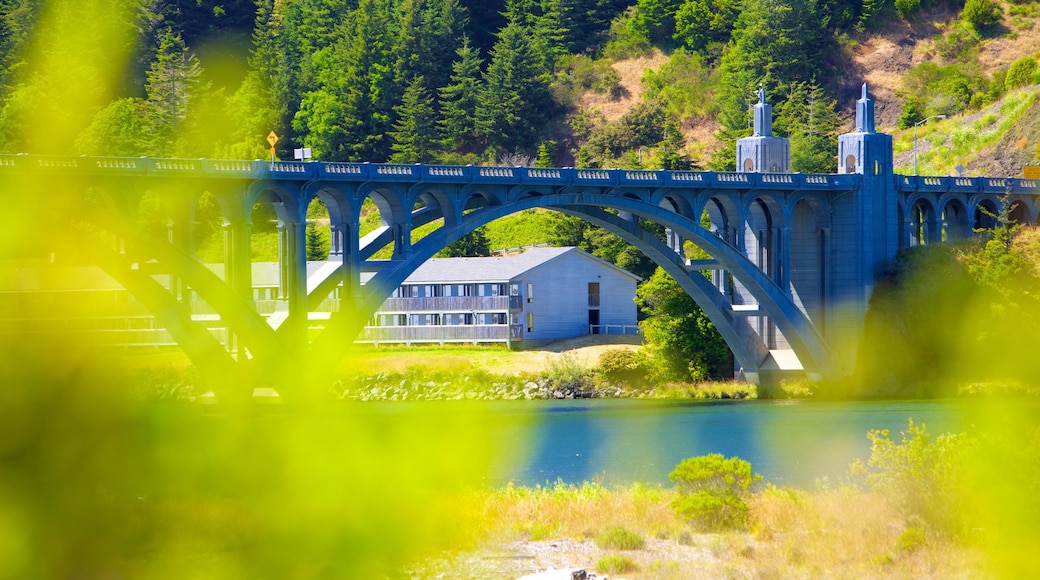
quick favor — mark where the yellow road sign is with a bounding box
[267,131,279,146]
[1024,166,1040,179]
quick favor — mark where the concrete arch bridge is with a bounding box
[2,86,1037,397]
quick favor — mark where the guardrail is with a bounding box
[0,154,867,193]
[897,175,1040,194]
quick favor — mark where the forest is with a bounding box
[1,0,1029,171]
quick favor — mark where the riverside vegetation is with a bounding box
[395,418,1040,578]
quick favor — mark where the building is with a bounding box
[359,246,641,348]
[0,247,640,349]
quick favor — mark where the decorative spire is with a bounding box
[753,85,772,137]
[856,83,875,134]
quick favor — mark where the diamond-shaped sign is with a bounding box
[267,131,279,146]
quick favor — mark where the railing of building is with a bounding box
[375,295,519,313]
[588,324,641,335]
[356,324,513,344]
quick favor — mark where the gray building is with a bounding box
[359,246,641,348]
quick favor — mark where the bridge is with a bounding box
[2,85,1037,398]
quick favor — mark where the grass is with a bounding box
[652,380,757,399]
[597,553,639,574]
[595,526,646,550]
[892,87,1039,176]
[430,478,990,578]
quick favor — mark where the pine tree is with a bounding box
[306,221,331,260]
[439,38,483,152]
[774,79,840,173]
[293,0,396,161]
[475,22,552,154]
[144,28,207,156]
[390,76,439,163]
[223,0,292,159]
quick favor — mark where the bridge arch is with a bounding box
[903,195,940,247]
[318,191,833,382]
[938,196,971,241]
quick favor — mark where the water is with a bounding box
[469,398,999,488]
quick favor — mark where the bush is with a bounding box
[669,454,761,531]
[595,525,646,550]
[848,420,975,538]
[963,0,1001,31]
[1005,57,1037,91]
[597,349,648,386]
[596,553,639,574]
[542,354,594,394]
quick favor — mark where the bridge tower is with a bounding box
[736,87,790,173]
[831,83,898,374]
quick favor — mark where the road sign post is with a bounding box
[267,131,279,162]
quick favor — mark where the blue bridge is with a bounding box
[2,86,1037,397]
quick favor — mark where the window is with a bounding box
[527,283,534,303]
[510,284,519,296]
[526,312,534,333]
[588,282,600,307]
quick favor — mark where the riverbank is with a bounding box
[122,337,764,402]
[409,481,986,579]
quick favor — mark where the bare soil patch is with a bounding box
[580,51,669,122]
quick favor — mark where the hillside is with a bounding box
[586,2,1040,175]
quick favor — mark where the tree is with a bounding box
[293,0,396,161]
[774,79,841,173]
[389,76,439,163]
[962,0,1001,31]
[711,0,834,169]
[144,28,208,156]
[673,0,741,56]
[475,21,553,154]
[438,38,483,152]
[630,0,684,45]
[438,225,492,256]
[74,98,151,156]
[306,221,331,260]
[635,267,730,381]
[222,0,293,159]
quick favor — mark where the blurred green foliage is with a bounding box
[0,337,510,578]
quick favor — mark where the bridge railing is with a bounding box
[0,154,867,193]
[898,175,1040,194]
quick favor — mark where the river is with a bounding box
[462,398,1025,488]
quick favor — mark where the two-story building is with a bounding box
[358,246,641,348]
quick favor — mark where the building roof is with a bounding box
[360,246,641,285]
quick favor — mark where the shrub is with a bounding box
[963,0,1001,31]
[1005,57,1037,91]
[597,349,648,386]
[595,525,646,550]
[669,454,761,531]
[896,526,927,553]
[542,354,594,394]
[596,553,639,574]
[848,420,975,538]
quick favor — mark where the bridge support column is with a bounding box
[779,226,791,292]
[223,219,252,356]
[283,219,308,355]
[392,220,412,260]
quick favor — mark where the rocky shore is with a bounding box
[337,375,625,401]
[335,374,756,401]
